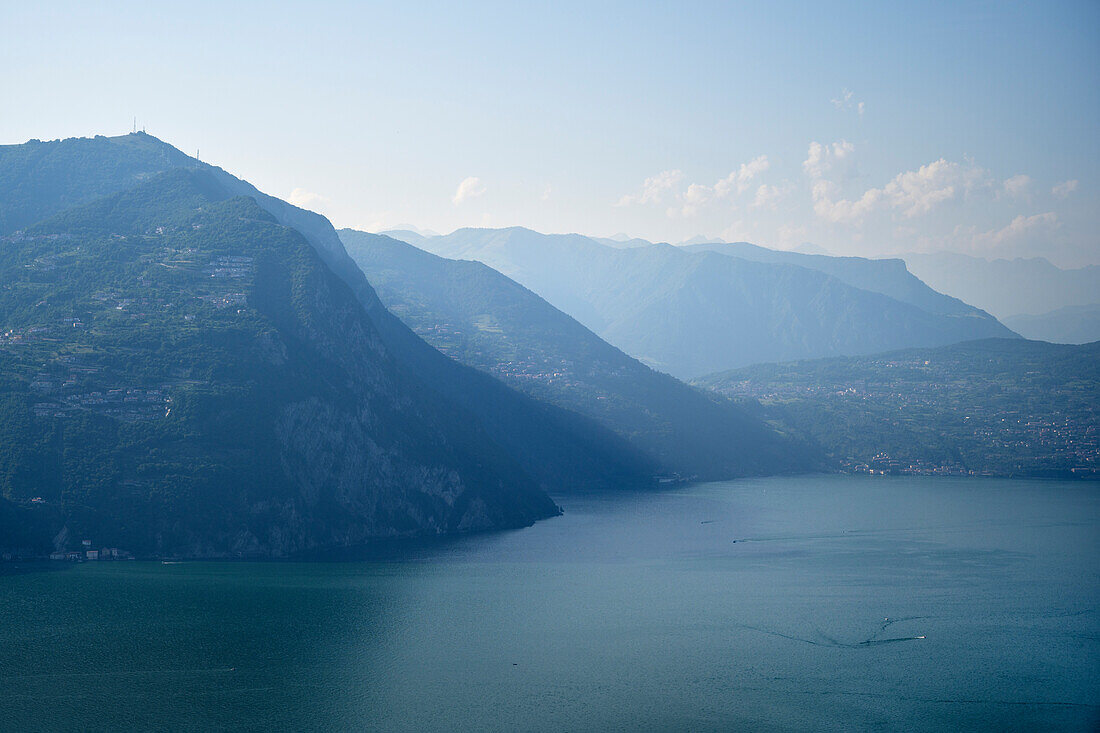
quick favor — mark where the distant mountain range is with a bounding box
[901,251,1100,323]
[0,134,654,557]
[339,229,813,480]
[392,227,1016,379]
[1003,304,1100,345]
[680,241,979,316]
[694,339,1100,479]
[1,133,1079,559]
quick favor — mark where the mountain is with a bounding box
[0,134,653,557]
[681,241,980,316]
[339,229,813,480]
[694,339,1100,479]
[380,229,431,247]
[901,252,1100,321]
[0,134,654,499]
[0,169,558,557]
[400,227,1016,379]
[0,133,194,233]
[1003,304,1100,344]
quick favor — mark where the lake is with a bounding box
[2,475,1098,731]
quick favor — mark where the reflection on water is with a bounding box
[2,475,1098,732]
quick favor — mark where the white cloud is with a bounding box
[751,181,793,210]
[616,169,684,206]
[287,188,329,211]
[1052,179,1079,198]
[1002,174,1031,197]
[831,88,864,116]
[811,180,883,224]
[623,157,771,216]
[713,155,770,197]
[669,155,771,216]
[884,159,988,217]
[969,212,1059,248]
[802,140,854,180]
[805,145,990,224]
[453,176,487,204]
[676,183,713,217]
[946,211,1056,256]
[541,184,552,201]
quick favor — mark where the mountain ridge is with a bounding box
[0,168,559,556]
[398,227,1017,378]
[0,134,656,497]
[339,228,814,480]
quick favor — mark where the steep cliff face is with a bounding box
[0,169,558,557]
[0,132,656,499]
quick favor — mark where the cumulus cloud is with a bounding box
[1002,174,1031,197]
[751,182,793,210]
[945,212,1060,257]
[713,155,771,197]
[452,176,487,204]
[1052,179,1078,198]
[288,188,329,211]
[802,140,854,180]
[616,169,684,206]
[676,182,713,217]
[665,156,771,216]
[621,157,772,216]
[810,181,883,224]
[805,143,990,224]
[972,212,1059,246]
[885,159,989,216]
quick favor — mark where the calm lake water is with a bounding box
[2,475,1098,732]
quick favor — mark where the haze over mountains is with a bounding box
[696,338,1100,479]
[390,227,1016,379]
[1003,305,1100,345]
[0,132,1091,559]
[683,241,1100,345]
[680,240,981,317]
[0,133,665,557]
[340,229,808,480]
[901,252,1100,340]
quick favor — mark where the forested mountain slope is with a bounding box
[341,229,812,479]
[405,227,1016,378]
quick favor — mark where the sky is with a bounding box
[2,1,1098,266]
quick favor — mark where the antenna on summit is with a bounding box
[133,117,137,134]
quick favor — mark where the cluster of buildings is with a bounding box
[49,539,132,562]
[712,354,1098,478]
[32,386,171,420]
[0,325,54,346]
[205,255,254,279]
[199,292,247,309]
[843,454,994,477]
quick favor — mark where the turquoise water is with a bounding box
[2,475,1098,731]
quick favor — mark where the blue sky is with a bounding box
[3,1,1097,264]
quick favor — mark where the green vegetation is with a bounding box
[0,132,657,506]
[695,339,1100,479]
[340,229,811,479]
[0,132,194,234]
[0,168,559,557]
